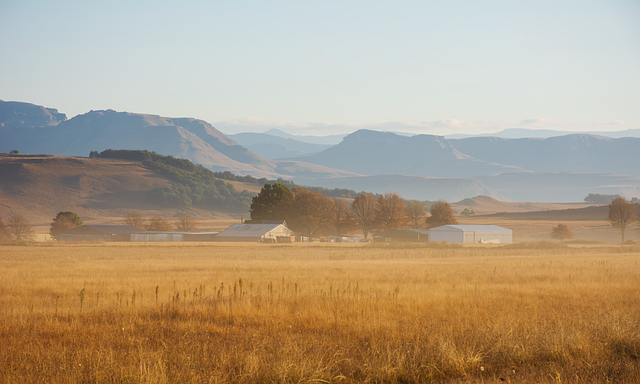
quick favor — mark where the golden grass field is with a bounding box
[1,242,639,383]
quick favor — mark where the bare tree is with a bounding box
[123,211,146,229]
[351,193,377,239]
[426,200,458,228]
[375,192,408,231]
[608,196,637,243]
[0,216,10,240]
[406,200,426,229]
[8,213,36,241]
[332,199,358,235]
[175,214,198,232]
[146,215,173,231]
[551,223,574,243]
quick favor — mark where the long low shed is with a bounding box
[428,225,512,244]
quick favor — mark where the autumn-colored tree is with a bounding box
[249,183,294,221]
[608,196,637,243]
[8,213,36,241]
[375,192,408,231]
[123,211,146,229]
[175,214,198,232]
[286,187,336,238]
[351,193,378,239]
[406,200,426,229]
[332,199,358,235]
[551,223,574,243]
[50,211,84,240]
[0,216,10,240]
[146,215,173,231]
[426,200,458,228]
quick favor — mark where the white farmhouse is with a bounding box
[428,225,512,244]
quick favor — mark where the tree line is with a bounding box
[249,183,458,238]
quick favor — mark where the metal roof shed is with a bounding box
[215,223,294,242]
[428,225,512,244]
[57,225,144,242]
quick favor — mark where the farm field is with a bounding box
[1,242,639,383]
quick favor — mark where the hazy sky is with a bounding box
[1,0,638,135]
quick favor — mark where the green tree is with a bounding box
[426,200,458,229]
[608,196,637,243]
[50,211,84,240]
[249,183,293,221]
[8,213,35,241]
[551,223,574,243]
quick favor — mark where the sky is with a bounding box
[1,0,638,136]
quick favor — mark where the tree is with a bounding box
[551,223,574,243]
[123,211,146,229]
[406,200,427,229]
[584,193,620,204]
[351,193,378,239]
[0,216,10,240]
[375,192,408,231]
[426,200,458,228]
[608,196,637,243]
[286,187,336,238]
[332,199,358,235]
[146,215,173,231]
[175,214,198,232]
[461,208,476,215]
[7,213,35,241]
[249,183,294,221]
[50,211,84,240]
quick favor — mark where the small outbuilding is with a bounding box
[428,225,512,244]
[373,229,430,243]
[215,222,295,242]
[57,225,144,242]
[328,234,359,243]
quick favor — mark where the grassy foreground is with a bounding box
[1,242,639,383]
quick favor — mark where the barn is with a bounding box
[215,221,294,242]
[428,225,512,244]
[57,225,144,242]
[373,229,430,243]
[130,231,218,242]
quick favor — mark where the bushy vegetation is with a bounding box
[584,193,620,204]
[94,150,253,211]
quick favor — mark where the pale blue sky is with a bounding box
[1,0,638,135]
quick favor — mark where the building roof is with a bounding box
[243,220,286,225]
[374,229,430,237]
[59,225,145,235]
[429,225,511,232]
[216,223,291,238]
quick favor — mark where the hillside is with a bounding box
[0,102,359,180]
[0,153,254,229]
[451,195,597,215]
[288,130,527,177]
[451,135,640,176]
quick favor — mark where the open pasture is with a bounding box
[1,242,639,383]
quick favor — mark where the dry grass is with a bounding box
[1,242,639,383]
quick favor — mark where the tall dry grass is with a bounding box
[0,242,639,383]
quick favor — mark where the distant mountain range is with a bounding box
[2,100,639,202]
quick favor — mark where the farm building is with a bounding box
[215,222,295,242]
[328,234,360,243]
[130,231,218,242]
[373,229,430,243]
[57,225,144,242]
[428,225,512,244]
